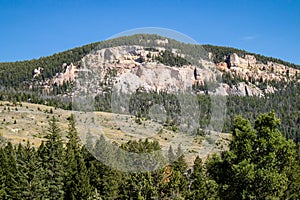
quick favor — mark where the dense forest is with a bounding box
[0,112,299,199]
[1,80,299,143]
[96,80,300,143]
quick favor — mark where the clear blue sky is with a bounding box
[1,0,300,64]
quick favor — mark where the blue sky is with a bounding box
[1,0,300,64]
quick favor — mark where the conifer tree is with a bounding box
[39,116,65,200]
[2,142,23,199]
[64,114,92,199]
[189,156,206,199]
[206,112,296,199]
[0,148,8,199]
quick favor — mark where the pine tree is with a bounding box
[206,112,296,199]
[189,156,206,199]
[15,143,31,199]
[0,147,8,199]
[119,172,159,199]
[172,144,187,174]
[39,116,65,200]
[64,114,92,199]
[2,142,23,199]
[30,141,49,199]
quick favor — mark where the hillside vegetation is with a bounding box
[0,101,229,165]
[0,112,299,199]
[0,34,299,143]
[0,34,300,199]
[1,34,299,89]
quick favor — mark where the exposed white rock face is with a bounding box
[155,39,168,45]
[229,53,256,68]
[76,45,221,95]
[114,64,196,93]
[235,82,263,97]
[215,53,300,84]
[52,63,78,86]
[220,82,265,97]
[33,67,43,78]
[41,45,299,97]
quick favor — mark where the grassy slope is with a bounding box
[0,101,230,165]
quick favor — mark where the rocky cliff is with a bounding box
[32,42,300,97]
[217,53,300,83]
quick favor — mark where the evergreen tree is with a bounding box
[0,147,8,199]
[119,172,159,199]
[64,114,92,199]
[88,135,121,199]
[163,151,187,198]
[39,116,65,200]
[0,142,33,199]
[189,156,206,199]
[206,112,296,199]
[15,142,33,199]
[188,156,220,199]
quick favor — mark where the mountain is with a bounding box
[1,34,299,90]
[0,34,299,142]
[0,34,299,200]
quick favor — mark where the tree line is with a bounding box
[1,79,299,143]
[0,112,299,199]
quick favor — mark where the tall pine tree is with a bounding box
[206,112,296,199]
[64,114,92,199]
[39,116,65,200]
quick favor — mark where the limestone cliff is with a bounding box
[34,44,300,97]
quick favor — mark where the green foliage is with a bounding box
[0,112,299,199]
[0,143,23,199]
[129,89,181,125]
[206,112,297,199]
[188,156,220,199]
[224,81,300,142]
[39,116,65,199]
[64,114,92,199]
[154,50,191,67]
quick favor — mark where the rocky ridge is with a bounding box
[32,43,300,97]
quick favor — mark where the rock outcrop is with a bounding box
[216,53,300,84]
[38,45,299,97]
[52,63,78,86]
[32,67,43,78]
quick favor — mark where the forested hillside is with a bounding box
[121,81,300,142]
[1,34,299,89]
[0,112,299,199]
[0,34,299,143]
